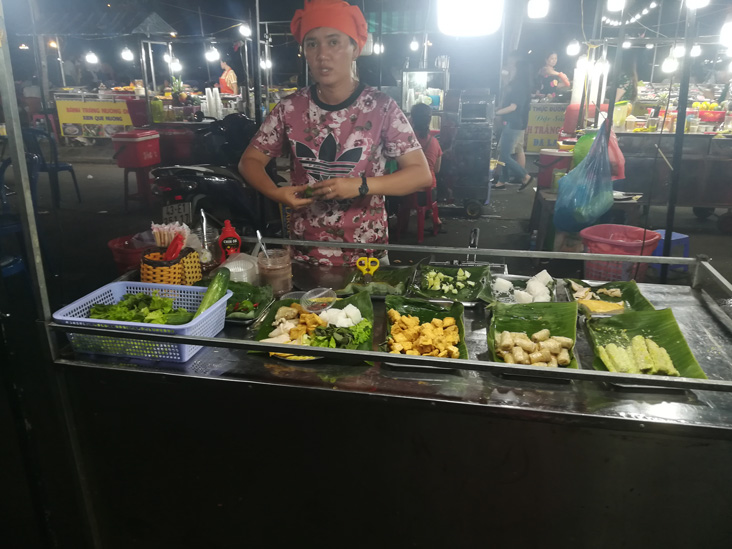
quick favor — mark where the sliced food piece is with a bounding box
[531,329,550,343]
[646,338,680,377]
[605,343,638,374]
[493,277,514,293]
[514,290,533,304]
[531,269,553,286]
[631,335,654,373]
[597,288,622,298]
[578,299,625,315]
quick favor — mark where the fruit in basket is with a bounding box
[178,92,188,103]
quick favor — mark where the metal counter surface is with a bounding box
[56,280,732,437]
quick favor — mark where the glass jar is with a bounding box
[258,249,292,297]
[193,227,221,274]
[151,99,164,123]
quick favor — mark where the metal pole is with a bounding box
[377,0,383,90]
[57,35,66,87]
[661,7,697,284]
[649,1,663,85]
[140,40,151,127]
[199,7,212,82]
[253,0,263,124]
[148,42,157,94]
[265,23,271,112]
[605,9,627,131]
[577,0,604,132]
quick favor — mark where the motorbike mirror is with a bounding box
[192,111,204,123]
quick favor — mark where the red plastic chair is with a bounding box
[395,187,440,244]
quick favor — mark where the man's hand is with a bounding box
[312,177,361,201]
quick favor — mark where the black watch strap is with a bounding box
[359,175,369,197]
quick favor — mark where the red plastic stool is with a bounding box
[395,188,440,243]
[123,167,154,210]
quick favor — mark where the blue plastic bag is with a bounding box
[553,121,613,233]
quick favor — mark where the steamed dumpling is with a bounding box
[343,304,362,324]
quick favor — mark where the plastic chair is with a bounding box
[21,127,81,208]
[651,229,691,273]
[0,154,41,280]
[395,187,440,244]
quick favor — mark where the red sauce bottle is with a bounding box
[218,220,241,260]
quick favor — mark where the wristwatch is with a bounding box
[359,175,369,197]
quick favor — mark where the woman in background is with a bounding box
[410,102,444,233]
[537,52,570,98]
[219,56,238,94]
[494,60,534,191]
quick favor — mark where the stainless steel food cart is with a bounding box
[45,239,732,547]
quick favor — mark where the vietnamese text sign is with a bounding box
[525,103,566,152]
[56,100,133,138]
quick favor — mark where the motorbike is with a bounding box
[151,113,283,236]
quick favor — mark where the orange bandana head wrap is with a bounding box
[291,0,368,53]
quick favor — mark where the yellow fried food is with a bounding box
[386,310,460,358]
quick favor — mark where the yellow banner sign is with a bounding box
[525,103,566,152]
[56,100,133,138]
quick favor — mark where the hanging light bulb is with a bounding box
[170,59,182,73]
[649,1,657,7]
[673,45,686,58]
[163,53,171,63]
[686,0,710,9]
[437,0,502,36]
[662,56,679,73]
[205,47,220,62]
[607,0,624,12]
[721,22,732,49]
[409,37,419,52]
[566,40,580,56]
[527,0,549,19]
[121,47,134,61]
[259,58,272,70]
[85,52,98,64]
[239,23,252,37]
[373,42,384,55]
[690,44,702,57]
[19,43,29,50]
[622,41,631,49]
[48,40,58,49]
[646,43,654,49]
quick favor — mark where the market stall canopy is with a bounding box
[20,10,177,37]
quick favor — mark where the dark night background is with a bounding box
[4,0,731,96]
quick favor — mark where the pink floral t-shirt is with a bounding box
[250,84,421,266]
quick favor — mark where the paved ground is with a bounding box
[1,145,730,311]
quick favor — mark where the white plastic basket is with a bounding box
[52,282,232,363]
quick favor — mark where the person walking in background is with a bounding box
[537,52,570,98]
[410,102,445,233]
[493,60,534,191]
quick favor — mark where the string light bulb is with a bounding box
[239,24,252,38]
[690,44,702,57]
[527,0,549,19]
[121,47,134,61]
[607,0,625,12]
[85,52,98,64]
[662,56,679,73]
[566,40,580,56]
[409,38,419,51]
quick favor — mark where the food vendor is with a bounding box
[239,0,431,266]
[537,52,570,98]
[219,56,238,95]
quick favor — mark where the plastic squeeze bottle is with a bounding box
[218,220,242,260]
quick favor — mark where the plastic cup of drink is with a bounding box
[258,249,292,297]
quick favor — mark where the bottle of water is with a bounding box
[529,230,538,251]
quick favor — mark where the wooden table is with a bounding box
[528,188,645,251]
